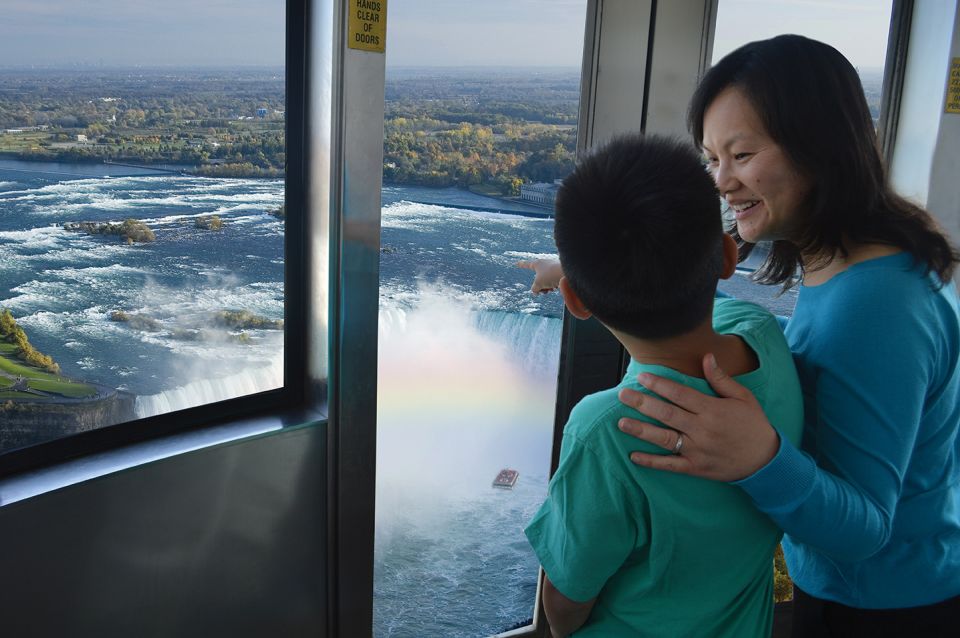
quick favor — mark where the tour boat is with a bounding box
[492,468,519,489]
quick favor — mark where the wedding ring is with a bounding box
[672,434,684,455]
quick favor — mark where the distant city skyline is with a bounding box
[0,0,891,70]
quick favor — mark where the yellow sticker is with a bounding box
[946,57,960,114]
[348,0,387,53]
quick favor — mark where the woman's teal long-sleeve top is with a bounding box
[734,252,960,609]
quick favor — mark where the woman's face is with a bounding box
[701,86,811,244]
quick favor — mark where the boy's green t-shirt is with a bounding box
[525,298,804,637]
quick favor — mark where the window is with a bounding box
[0,0,296,470]
[374,2,588,635]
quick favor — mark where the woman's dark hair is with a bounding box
[688,34,959,287]
[554,134,724,339]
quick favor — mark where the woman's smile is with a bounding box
[730,200,762,220]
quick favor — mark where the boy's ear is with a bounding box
[559,277,593,320]
[719,233,739,280]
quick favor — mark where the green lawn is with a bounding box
[0,132,49,153]
[467,183,509,197]
[0,343,98,398]
[29,378,97,398]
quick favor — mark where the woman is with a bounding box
[614,35,960,635]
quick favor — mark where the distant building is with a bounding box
[4,125,48,134]
[257,108,268,118]
[76,134,88,142]
[520,179,562,208]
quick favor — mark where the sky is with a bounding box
[712,0,893,70]
[0,0,891,70]
[0,0,286,67]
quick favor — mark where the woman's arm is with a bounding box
[617,358,891,560]
[619,287,935,560]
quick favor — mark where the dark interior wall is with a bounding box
[0,424,327,638]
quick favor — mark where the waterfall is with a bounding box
[472,310,562,378]
[134,355,283,418]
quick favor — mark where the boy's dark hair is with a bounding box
[554,134,723,340]
[688,34,959,287]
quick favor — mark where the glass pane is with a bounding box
[0,1,286,453]
[375,1,588,635]
[712,0,894,316]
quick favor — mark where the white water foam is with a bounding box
[135,353,283,418]
[503,250,557,261]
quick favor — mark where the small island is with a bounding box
[64,218,156,243]
[108,308,282,341]
[109,310,162,331]
[213,310,284,330]
[194,215,224,230]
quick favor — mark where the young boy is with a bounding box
[524,134,803,637]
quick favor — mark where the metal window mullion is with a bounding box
[322,0,386,636]
[878,0,914,167]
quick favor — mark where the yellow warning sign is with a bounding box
[946,57,960,114]
[348,0,387,53]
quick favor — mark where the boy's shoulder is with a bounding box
[561,298,801,451]
[713,297,804,446]
[562,366,702,459]
[564,385,628,443]
[712,297,781,336]
[713,297,793,365]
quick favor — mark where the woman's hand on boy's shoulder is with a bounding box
[517,259,564,294]
[617,354,780,482]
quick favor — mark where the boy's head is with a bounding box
[554,134,725,340]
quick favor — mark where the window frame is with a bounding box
[877,0,913,167]
[0,0,311,478]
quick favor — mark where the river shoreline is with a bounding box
[0,152,280,179]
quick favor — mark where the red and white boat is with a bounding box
[492,468,519,489]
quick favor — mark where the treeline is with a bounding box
[382,69,580,192]
[0,69,284,130]
[2,67,586,186]
[12,128,284,174]
[0,69,285,176]
[194,162,283,178]
[0,309,60,374]
[383,119,575,191]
